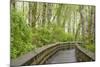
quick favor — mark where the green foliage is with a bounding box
[84,44,95,52]
[11,2,95,59]
[52,27,75,41]
[11,9,33,59]
[33,26,75,44]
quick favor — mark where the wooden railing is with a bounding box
[11,42,95,66]
[75,44,95,62]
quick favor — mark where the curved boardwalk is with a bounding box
[46,49,76,64]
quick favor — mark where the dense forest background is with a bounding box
[11,1,95,59]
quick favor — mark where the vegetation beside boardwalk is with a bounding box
[11,1,95,59]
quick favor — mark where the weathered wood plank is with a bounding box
[11,42,59,66]
[11,41,94,66]
[75,44,95,61]
[46,49,76,64]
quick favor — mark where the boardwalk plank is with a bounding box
[46,49,76,64]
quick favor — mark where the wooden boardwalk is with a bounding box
[46,49,77,64]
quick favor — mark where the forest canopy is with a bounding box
[11,1,95,59]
